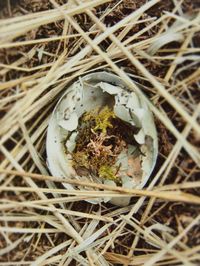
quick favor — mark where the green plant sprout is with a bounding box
[98,165,117,180]
[94,106,116,133]
[82,106,115,134]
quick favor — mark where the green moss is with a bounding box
[94,106,115,133]
[98,165,117,180]
[82,106,115,134]
[70,106,136,183]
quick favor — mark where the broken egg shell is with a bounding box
[66,131,78,153]
[46,71,158,206]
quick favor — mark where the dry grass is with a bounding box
[0,0,200,265]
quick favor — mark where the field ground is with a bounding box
[0,0,200,265]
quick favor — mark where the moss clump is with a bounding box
[98,165,116,180]
[69,105,139,183]
[83,106,115,134]
[94,106,116,133]
[72,151,89,169]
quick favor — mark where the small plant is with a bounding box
[71,106,126,179]
[94,106,116,133]
[82,106,116,133]
[98,165,117,181]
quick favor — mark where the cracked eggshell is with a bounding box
[46,71,158,206]
[66,131,78,153]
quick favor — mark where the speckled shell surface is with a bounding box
[46,71,158,206]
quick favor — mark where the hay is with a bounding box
[0,0,200,265]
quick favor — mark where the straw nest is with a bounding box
[0,0,200,265]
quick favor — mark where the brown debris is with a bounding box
[0,0,200,264]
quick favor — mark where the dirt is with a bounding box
[0,0,200,265]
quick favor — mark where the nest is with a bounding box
[0,0,200,265]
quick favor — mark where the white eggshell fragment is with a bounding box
[134,129,145,144]
[66,131,78,153]
[58,112,78,131]
[126,92,140,109]
[95,82,122,95]
[114,105,134,125]
[46,71,158,206]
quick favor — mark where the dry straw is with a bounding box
[0,0,200,265]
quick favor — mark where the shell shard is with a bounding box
[96,81,122,95]
[134,129,145,144]
[46,71,158,206]
[114,105,135,125]
[66,131,78,152]
[58,112,78,131]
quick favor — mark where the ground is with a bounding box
[0,0,200,265]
